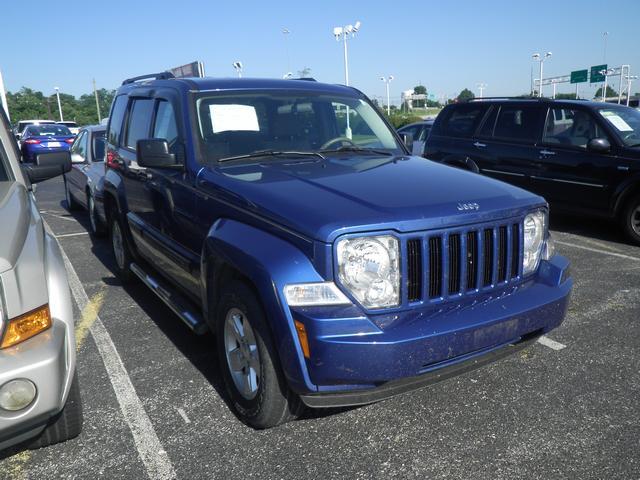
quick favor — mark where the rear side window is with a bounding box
[125,99,154,150]
[437,105,485,138]
[107,95,128,146]
[494,106,543,142]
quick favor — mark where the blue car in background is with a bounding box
[20,124,75,163]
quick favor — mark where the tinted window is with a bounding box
[0,143,10,181]
[107,95,128,146]
[153,101,179,145]
[544,108,608,149]
[92,131,106,161]
[478,106,498,137]
[494,106,542,142]
[71,131,88,159]
[125,99,154,150]
[438,105,485,138]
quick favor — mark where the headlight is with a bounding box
[523,210,547,275]
[336,235,400,309]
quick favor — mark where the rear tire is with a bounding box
[622,195,640,245]
[87,192,106,237]
[216,280,303,429]
[109,212,134,282]
[64,178,81,211]
[29,372,83,449]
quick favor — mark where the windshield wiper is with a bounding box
[218,149,325,163]
[320,146,394,156]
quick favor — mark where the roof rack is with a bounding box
[292,77,317,82]
[122,71,175,85]
[465,96,551,102]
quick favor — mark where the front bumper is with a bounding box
[0,321,70,451]
[290,255,572,406]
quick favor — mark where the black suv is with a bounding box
[425,98,640,243]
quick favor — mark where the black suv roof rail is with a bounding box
[464,96,550,102]
[122,71,175,85]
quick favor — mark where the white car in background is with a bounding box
[57,121,80,136]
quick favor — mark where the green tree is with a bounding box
[594,85,618,99]
[413,85,426,107]
[555,93,577,100]
[457,88,475,102]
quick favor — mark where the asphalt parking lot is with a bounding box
[1,176,639,480]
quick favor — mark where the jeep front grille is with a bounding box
[405,220,522,304]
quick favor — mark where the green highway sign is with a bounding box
[590,64,607,83]
[570,69,588,84]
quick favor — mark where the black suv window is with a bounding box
[543,108,609,149]
[125,99,154,150]
[438,105,485,138]
[107,95,128,146]
[494,105,542,142]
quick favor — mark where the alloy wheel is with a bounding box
[224,307,260,400]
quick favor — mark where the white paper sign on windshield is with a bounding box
[600,111,634,132]
[209,104,259,133]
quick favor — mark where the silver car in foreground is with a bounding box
[0,108,82,452]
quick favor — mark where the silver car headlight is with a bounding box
[523,210,547,275]
[336,235,400,309]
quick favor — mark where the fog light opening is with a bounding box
[0,379,37,412]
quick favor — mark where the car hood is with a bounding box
[204,155,545,243]
[0,182,35,273]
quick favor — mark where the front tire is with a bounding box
[64,178,81,211]
[216,281,303,429]
[622,195,640,245]
[87,192,106,237]
[109,212,134,282]
[29,372,83,449]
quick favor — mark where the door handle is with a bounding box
[539,149,556,157]
[473,142,486,148]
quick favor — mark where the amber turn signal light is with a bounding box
[294,320,311,359]
[1,305,52,349]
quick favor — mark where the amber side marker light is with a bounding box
[294,320,311,359]
[1,305,51,349]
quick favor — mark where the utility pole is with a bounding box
[477,82,487,98]
[93,78,102,123]
[54,87,63,121]
[380,76,394,115]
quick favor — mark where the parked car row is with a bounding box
[1,73,573,451]
[400,98,640,244]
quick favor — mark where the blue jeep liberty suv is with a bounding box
[102,73,572,428]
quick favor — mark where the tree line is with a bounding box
[5,87,115,126]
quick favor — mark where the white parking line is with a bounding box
[176,408,191,424]
[537,335,566,351]
[56,232,89,238]
[40,211,78,223]
[555,240,640,262]
[47,221,177,479]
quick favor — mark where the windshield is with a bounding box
[196,92,402,162]
[18,121,55,133]
[598,107,640,147]
[25,125,72,137]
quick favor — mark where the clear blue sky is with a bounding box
[1,0,639,102]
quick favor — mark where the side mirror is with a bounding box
[137,139,178,168]
[587,138,611,154]
[22,151,72,184]
[400,132,414,151]
[71,153,85,164]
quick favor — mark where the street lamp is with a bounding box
[282,28,291,75]
[332,20,361,86]
[477,82,487,98]
[232,61,243,78]
[532,52,552,97]
[599,68,615,102]
[550,79,559,99]
[380,76,394,115]
[332,20,361,138]
[625,75,639,106]
[54,87,63,122]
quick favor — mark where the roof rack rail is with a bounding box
[295,77,317,81]
[122,71,175,85]
[465,96,550,102]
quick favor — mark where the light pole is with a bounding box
[380,76,394,115]
[93,78,101,123]
[603,31,609,63]
[332,20,361,86]
[551,79,559,99]
[332,21,361,138]
[477,82,487,98]
[232,61,243,78]
[625,75,638,106]
[532,52,552,97]
[600,68,615,102]
[54,87,63,121]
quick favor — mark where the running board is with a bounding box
[129,262,208,335]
